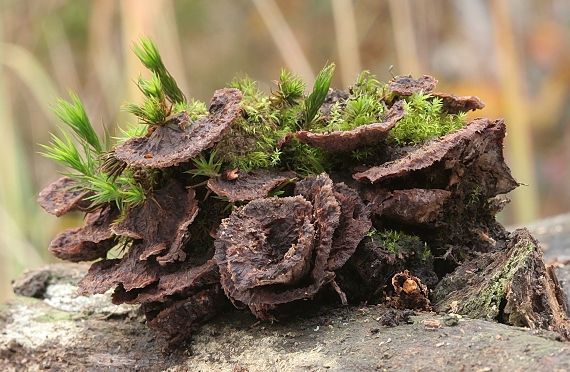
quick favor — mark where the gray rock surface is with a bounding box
[1,215,570,371]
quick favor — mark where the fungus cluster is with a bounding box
[39,38,529,348]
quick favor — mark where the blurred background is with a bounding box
[1,0,570,302]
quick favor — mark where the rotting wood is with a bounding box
[433,228,570,339]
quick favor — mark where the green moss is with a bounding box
[318,71,386,132]
[367,228,430,258]
[389,92,467,146]
[36,310,84,323]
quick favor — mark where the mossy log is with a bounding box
[433,228,570,339]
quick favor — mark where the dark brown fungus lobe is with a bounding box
[48,206,118,262]
[377,189,451,226]
[111,258,220,304]
[145,285,227,349]
[113,258,220,304]
[295,100,406,153]
[215,195,316,306]
[327,183,371,271]
[113,88,242,168]
[207,169,297,202]
[215,174,345,319]
[77,182,199,295]
[431,92,485,114]
[111,182,199,265]
[293,173,341,282]
[77,240,162,294]
[388,75,437,96]
[353,118,519,197]
[37,176,92,216]
[391,270,431,311]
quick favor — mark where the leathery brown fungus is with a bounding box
[37,37,570,349]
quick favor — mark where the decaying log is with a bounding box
[433,228,570,339]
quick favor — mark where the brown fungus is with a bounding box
[38,176,92,216]
[388,75,437,96]
[113,88,242,168]
[294,100,406,153]
[111,258,220,305]
[77,240,163,294]
[376,188,451,226]
[48,206,118,262]
[215,174,348,319]
[391,270,431,311]
[111,182,199,265]
[77,182,199,295]
[327,183,372,271]
[207,169,297,202]
[215,195,316,308]
[353,118,519,197]
[145,285,228,350]
[431,92,485,114]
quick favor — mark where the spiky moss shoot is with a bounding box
[389,92,467,146]
[317,71,386,132]
[303,63,335,129]
[270,69,306,108]
[41,38,206,221]
[366,228,432,259]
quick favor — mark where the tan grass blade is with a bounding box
[251,0,315,83]
[489,0,539,224]
[331,0,361,88]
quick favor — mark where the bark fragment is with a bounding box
[433,228,570,340]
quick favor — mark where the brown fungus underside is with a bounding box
[214,174,373,319]
[48,206,119,262]
[38,73,570,350]
[38,176,93,216]
[207,169,297,202]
